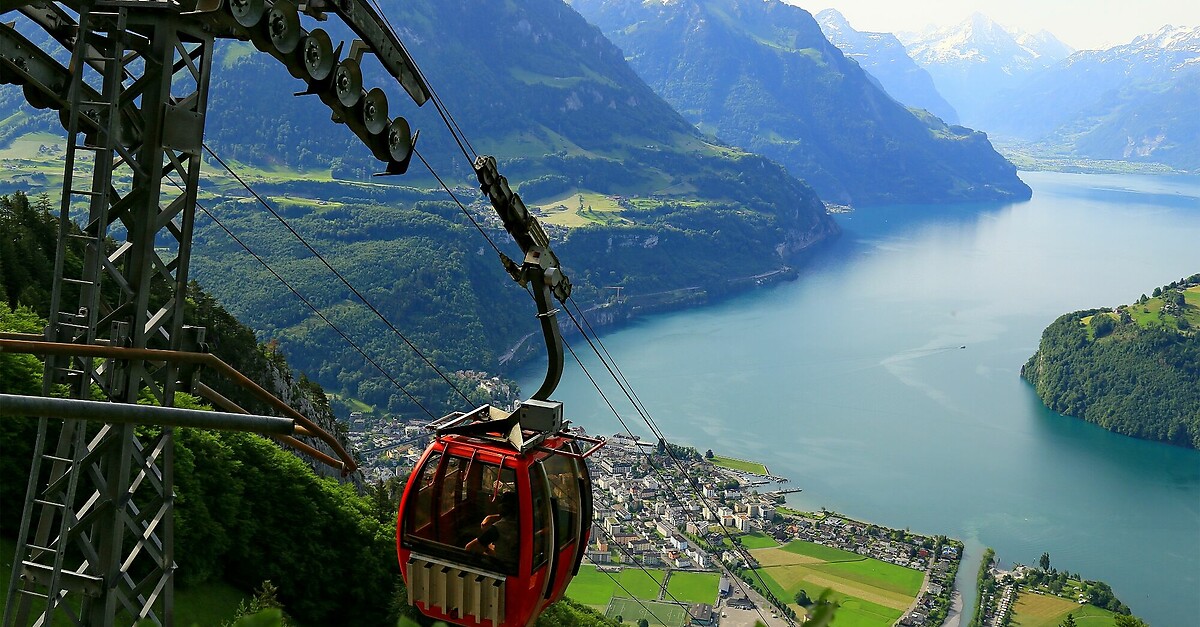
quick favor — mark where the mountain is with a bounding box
[980,26,1200,169]
[199,0,839,415]
[569,0,1030,206]
[815,9,959,124]
[902,13,1073,127]
[1022,275,1200,449]
[2,0,840,415]
[1061,67,1200,170]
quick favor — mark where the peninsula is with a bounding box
[1022,274,1200,448]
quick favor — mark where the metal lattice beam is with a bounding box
[3,3,213,625]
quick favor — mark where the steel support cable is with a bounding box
[192,197,437,420]
[364,0,479,163]
[560,335,777,627]
[581,551,676,627]
[562,304,794,625]
[200,144,475,407]
[413,146,503,259]
[587,508,700,612]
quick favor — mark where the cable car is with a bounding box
[397,402,603,627]
[397,242,603,627]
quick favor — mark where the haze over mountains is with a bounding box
[815,9,959,125]
[899,12,1074,128]
[570,0,1030,206]
[980,25,1200,169]
[817,10,1198,171]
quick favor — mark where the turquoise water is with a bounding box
[522,172,1200,625]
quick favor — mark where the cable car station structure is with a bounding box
[0,0,593,624]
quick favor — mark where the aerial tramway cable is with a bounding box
[560,303,796,626]
[201,144,476,407]
[188,191,438,420]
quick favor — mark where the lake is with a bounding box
[521,171,1200,626]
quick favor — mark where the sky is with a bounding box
[789,0,1200,50]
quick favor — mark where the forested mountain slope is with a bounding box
[570,0,1031,206]
[0,192,624,627]
[0,0,838,417]
[1022,275,1200,449]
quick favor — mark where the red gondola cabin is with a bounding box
[397,420,598,627]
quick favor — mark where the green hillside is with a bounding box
[0,191,623,627]
[1022,274,1200,448]
[1,0,840,417]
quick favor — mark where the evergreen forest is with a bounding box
[1022,275,1200,448]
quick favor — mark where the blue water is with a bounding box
[521,171,1200,626]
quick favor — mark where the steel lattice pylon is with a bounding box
[1,0,567,622]
[3,2,213,624]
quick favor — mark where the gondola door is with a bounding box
[539,444,588,604]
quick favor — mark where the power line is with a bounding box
[413,146,503,259]
[201,143,475,407]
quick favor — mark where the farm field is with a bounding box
[1010,592,1119,627]
[532,191,630,227]
[739,531,779,549]
[750,540,923,627]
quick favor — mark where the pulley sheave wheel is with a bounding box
[334,59,363,108]
[386,117,413,163]
[267,1,302,55]
[361,88,389,135]
[300,29,336,82]
[229,0,266,28]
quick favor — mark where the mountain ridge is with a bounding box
[902,12,1073,127]
[815,8,959,124]
[571,0,1031,206]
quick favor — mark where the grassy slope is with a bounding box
[1011,591,1119,627]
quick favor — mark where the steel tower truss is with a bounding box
[3,2,212,624]
[0,0,571,622]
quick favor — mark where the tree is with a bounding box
[705,449,714,459]
[637,619,649,627]
[793,589,811,607]
[1114,616,1149,627]
[1039,552,1051,571]
[1091,315,1115,338]
[1060,613,1077,627]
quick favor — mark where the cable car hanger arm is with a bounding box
[474,154,569,402]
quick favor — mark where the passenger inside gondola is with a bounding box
[402,452,521,574]
[466,491,519,567]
